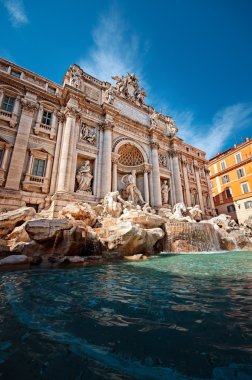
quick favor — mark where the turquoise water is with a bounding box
[1,251,252,380]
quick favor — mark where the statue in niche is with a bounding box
[80,124,96,145]
[121,170,145,206]
[76,160,93,193]
[161,180,171,205]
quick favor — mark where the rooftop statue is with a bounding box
[165,116,178,137]
[105,73,146,106]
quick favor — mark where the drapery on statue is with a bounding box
[161,180,170,205]
[121,170,144,206]
[76,160,93,193]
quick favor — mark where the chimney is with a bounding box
[246,137,250,142]
[234,144,237,148]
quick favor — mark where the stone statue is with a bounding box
[103,191,122,217]
[159,154,167,167]
[105,85,114,104]
[76,160,93,193]
[188,205,202,221]
[111,73,146,106]
[150,110,160,129]
[121,170,144,206]
[80,124,96,145]
[69,66,82,89]
[165,116,177,137]
[161,180,170,205]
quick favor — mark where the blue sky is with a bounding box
[0,0,252,158]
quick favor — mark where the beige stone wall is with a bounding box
[0,58,214,216]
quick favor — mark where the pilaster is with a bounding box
[151,141,162,208]
[5,98,38,190]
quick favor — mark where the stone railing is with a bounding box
[34,122,56,139]
[0,109,17,127]
[23,174,49,193]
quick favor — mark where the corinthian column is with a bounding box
[56,107,77,192]
[49,112,64,194]
[111,153,120,192]
[5,98,38,190]
[170,150,183,203]
[204,165,215,211]
[181,156,191,206]
[194,161,205,212]
[100,122,113,197]
[143,165,150,204]
[151,141,162,208]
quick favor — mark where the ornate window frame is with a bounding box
[23,148,53,193]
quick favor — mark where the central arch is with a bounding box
[118,143,144,166]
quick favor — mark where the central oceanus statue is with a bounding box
[121,170,145,206]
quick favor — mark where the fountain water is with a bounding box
[163,222,221,252]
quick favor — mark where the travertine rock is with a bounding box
[0,207,36,237]
[228,230,252,249]
[59,202,97,226]
[120,209,165,228]
[171,239,198,253]
[0,254,29,266]
[7,222,30,243]
[244,216,252,230]
[98,221,164,255]
[124,254,147,261]
[219,236,237,251]
[25,219,72,242]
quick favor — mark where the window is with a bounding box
[241,182,250,194]
[11,70,21,78]
[220,161,226,170]
[32,159,46,177]
[235,153,242,163]
[222,174,230,184]
[41,110,52,125]
[186,147,190,152]
[225,187,232,198]
[237,168,245,179]
[245,201,252,209]
[1,96,15,112]
[47,86,56,94]
[227,205,235,212]
[197,152,200,157]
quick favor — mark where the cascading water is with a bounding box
[163,222,221,252]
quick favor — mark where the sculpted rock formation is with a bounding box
[0,194,251,268]
[0,207,36,237]
[59,202,97,226]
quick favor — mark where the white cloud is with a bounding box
[78,7,145,83]
[3,0,28,27]
[174,103,252,158]
[78,7,252,159]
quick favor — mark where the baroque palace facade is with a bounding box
[0,58,215,217]
[209,138,252,224]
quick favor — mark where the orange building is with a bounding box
[209,138,252,224]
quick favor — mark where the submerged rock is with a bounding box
[124,254,148,261]
[0,254,29,266]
